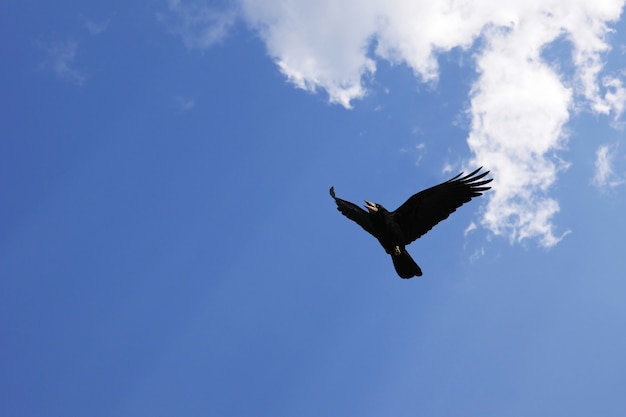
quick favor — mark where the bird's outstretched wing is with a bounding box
[330,187,376,236]
[391,167,492,244]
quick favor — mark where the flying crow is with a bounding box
[330,167,492,278]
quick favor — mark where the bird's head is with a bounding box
[364,200,384,214]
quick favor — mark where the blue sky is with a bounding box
[2,1,626,416]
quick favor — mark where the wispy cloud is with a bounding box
[600,76,626,127]
[593,144,625,189]
[414,143,426,166]
[239,0,626,247]
[175,96,196,112]
[159,0,236,50]
[464,222,478,237]
[38,40,86,85]
[468,246,486,263]
[400,142,427,165]
[82,17,110,36]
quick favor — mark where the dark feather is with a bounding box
[392,167,493,244]
[329,168,493,278]
[329,187,375,236]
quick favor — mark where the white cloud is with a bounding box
[160,0,236,50]
[240,0,379,107]
[593,144,625,188]
[467,21,574,247]
[238,0,626,247]
[39,40,86,85]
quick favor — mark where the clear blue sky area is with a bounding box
[2,2,626,416]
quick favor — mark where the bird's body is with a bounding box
[364,204,422,278]
[330,167,492,278]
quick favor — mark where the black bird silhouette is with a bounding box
[330,167,492,278]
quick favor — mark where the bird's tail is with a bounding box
[391,250,423,279]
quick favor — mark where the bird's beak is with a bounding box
[364,200,378,213]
